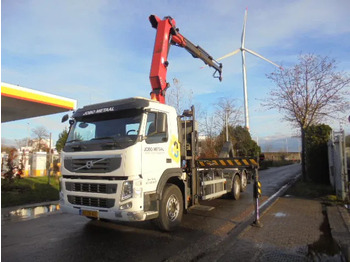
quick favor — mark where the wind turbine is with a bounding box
[217,9,282,130]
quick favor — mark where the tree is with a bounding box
[56,129,69,152]
[4,148,18,182]
[31,126,49,152]
[1,145,16,154]
[197,97,243,157]
[166,78,193,115]
[15,138,29,149]
[213,97,242,137]
[232,126,260,157]
[305,124,332,184]
[198,111,218,158]
[264,54,350,180]
[216,126,260,157]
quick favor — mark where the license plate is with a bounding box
[81,209,99,218]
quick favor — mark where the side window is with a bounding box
[146,112,168,144]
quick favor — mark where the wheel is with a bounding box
[232,175,241,200]
[240,172,247,192]
[156,184,183,231]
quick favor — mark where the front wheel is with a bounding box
[156,184,183,231]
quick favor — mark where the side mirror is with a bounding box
[61,114,69,123]
[69,119,75,126]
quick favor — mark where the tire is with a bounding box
[240,172,247,192]
[156,184,183,231]
[232,175,241,200]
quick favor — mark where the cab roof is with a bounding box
[72,97,155,118]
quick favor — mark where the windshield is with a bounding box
[65,109,143,151]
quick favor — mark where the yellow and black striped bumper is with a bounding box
[196,158,258,169]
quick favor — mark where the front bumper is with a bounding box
[60,202,158,222]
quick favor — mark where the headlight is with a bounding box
[120,202,132,210]
[121,181,133,201]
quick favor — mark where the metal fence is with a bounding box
[328,130,349,200]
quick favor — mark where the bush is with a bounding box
[305,124,332,184]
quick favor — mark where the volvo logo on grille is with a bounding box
[74,158,106,171]
[86,160,94,169]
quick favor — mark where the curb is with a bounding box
[327,205,350,261]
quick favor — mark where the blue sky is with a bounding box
[2,0,350,149]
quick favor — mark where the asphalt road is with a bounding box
[2,164,301,262]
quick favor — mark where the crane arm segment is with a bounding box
[149,14,222,104]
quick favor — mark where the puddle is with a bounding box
[307,208,344,260]
[2,204,60,222]
[274,212,287,217]
[284,195,293,198]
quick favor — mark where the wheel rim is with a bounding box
[242,173,247,188]
[234,177,240,196]
[166,194,180,221]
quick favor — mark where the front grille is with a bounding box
[64,157,121,173]
[67,195,115,208]
[65,182,117,194]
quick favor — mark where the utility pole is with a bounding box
[225,109,229,142]
[48,133,52,185]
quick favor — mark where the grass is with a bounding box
[285,179,338,201]
[1,176,60,208]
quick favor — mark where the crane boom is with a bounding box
[149,14,222,104]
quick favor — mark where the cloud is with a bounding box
[2,0,349,142]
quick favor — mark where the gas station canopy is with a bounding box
[1,82,77,123]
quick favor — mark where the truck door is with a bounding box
[142,111,169,190]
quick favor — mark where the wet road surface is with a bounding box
[2,164,301,262]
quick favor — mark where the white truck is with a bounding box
[60,97,258,231]
[59,15,258,231]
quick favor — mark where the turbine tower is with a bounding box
[217,9,282,130]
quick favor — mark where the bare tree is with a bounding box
[197,111,218,157]
[15,138,28,149]
[166,78,193,115]
[214,97,242,136]
[264,54,350,180]
[32,126,49,152]
[199,111,216,138]
[197,97,242,157]
[197,97,242,139]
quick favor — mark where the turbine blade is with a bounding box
[216,48,241,61]
[244,48,282,69]
[199,48,240,69]
[241,8,248,48]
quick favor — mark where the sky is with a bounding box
[1,0,350,150]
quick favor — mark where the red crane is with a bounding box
[149,14,222,104]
